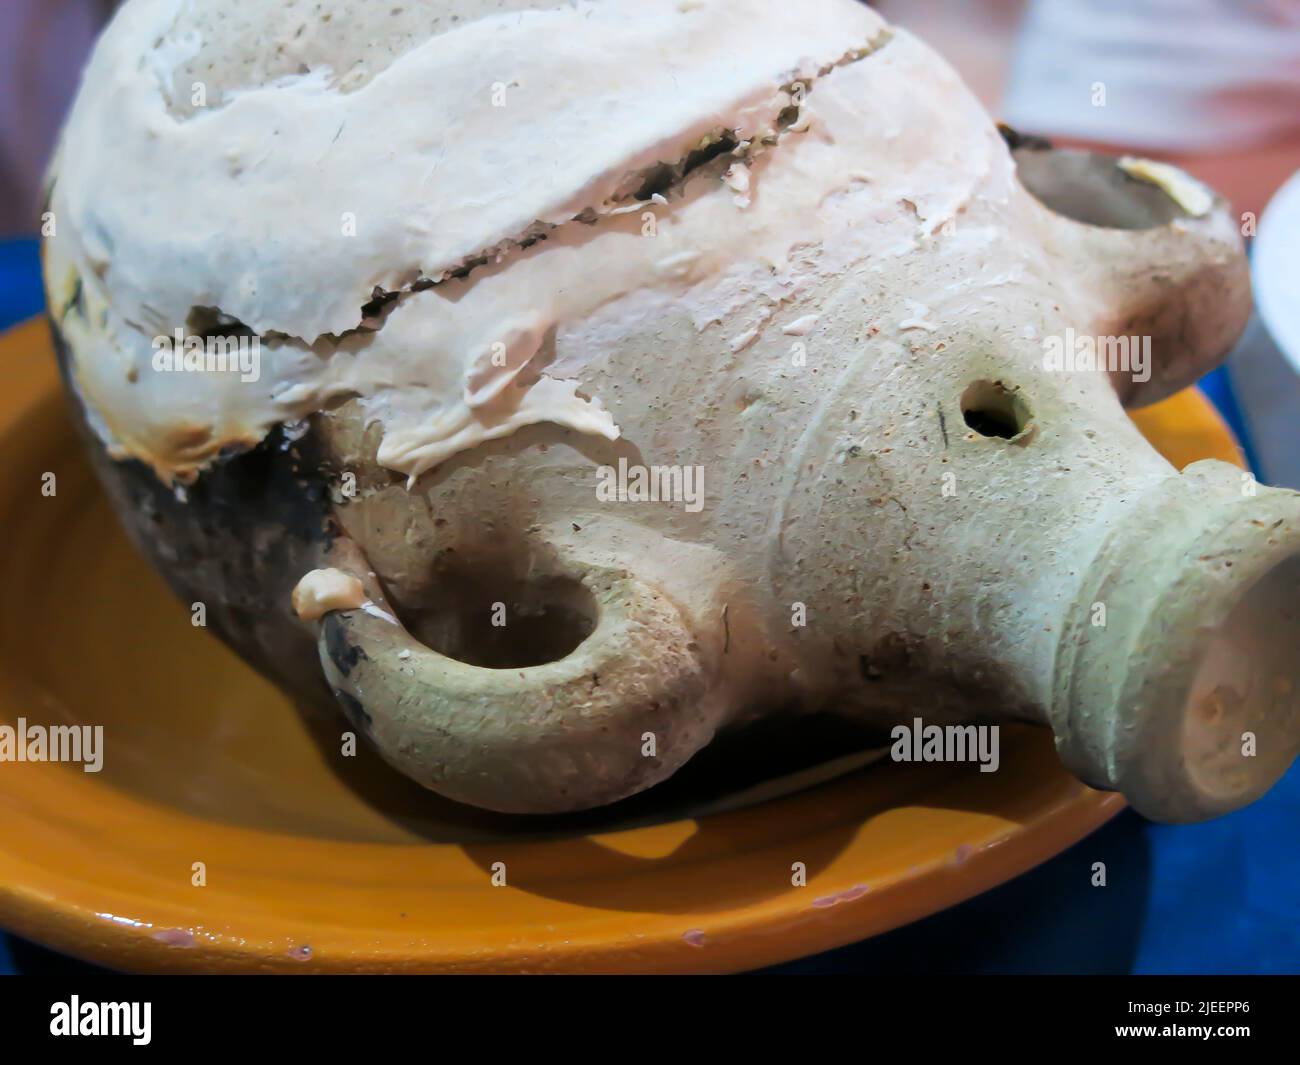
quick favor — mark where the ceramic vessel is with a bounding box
[42,0,1300,819]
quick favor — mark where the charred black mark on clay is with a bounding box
[324,615,369,677]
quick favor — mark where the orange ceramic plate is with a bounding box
[0,317,1242,973]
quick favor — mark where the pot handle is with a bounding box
[306,537,722,814]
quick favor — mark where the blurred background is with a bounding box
[1,0,1297,974]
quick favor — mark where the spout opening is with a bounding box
[1012,147,1191,230]
[1052,464,1300,822]
[1180,551,1300,807]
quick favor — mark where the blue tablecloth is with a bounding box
[2,237,1295,975]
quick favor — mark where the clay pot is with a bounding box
[43,0,1300,820]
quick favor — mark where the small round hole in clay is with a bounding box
[960,380,1035,443]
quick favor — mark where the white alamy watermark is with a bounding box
[152,328,260,382]
[0,717,103,772]
[1043,327,1151,383]
[50,998,150,1046]
[597,457,705,513]
[890,717,1000,773]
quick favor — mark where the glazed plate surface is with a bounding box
[0,318,1244,972]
